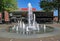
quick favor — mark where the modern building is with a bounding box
[9,8,53,23]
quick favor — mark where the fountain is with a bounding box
[44,24,46,32]
[9,3,40,34]
[8,3,54,35]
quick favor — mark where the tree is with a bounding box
[0,0,3,12]
[0,0,18,12]
[40,0,60,22]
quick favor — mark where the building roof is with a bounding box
[19,8,36,11]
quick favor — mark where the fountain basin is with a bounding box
[0,26,60,39]
[5,25,54,35]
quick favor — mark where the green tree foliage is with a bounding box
[0,0,18,12]
[40,0,54,12]
[40,0,60,22]
[0,0,3,12]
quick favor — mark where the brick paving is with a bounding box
[0,35,60,41]
[0,23,60,41]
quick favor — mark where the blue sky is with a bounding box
[17,0,58,16]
